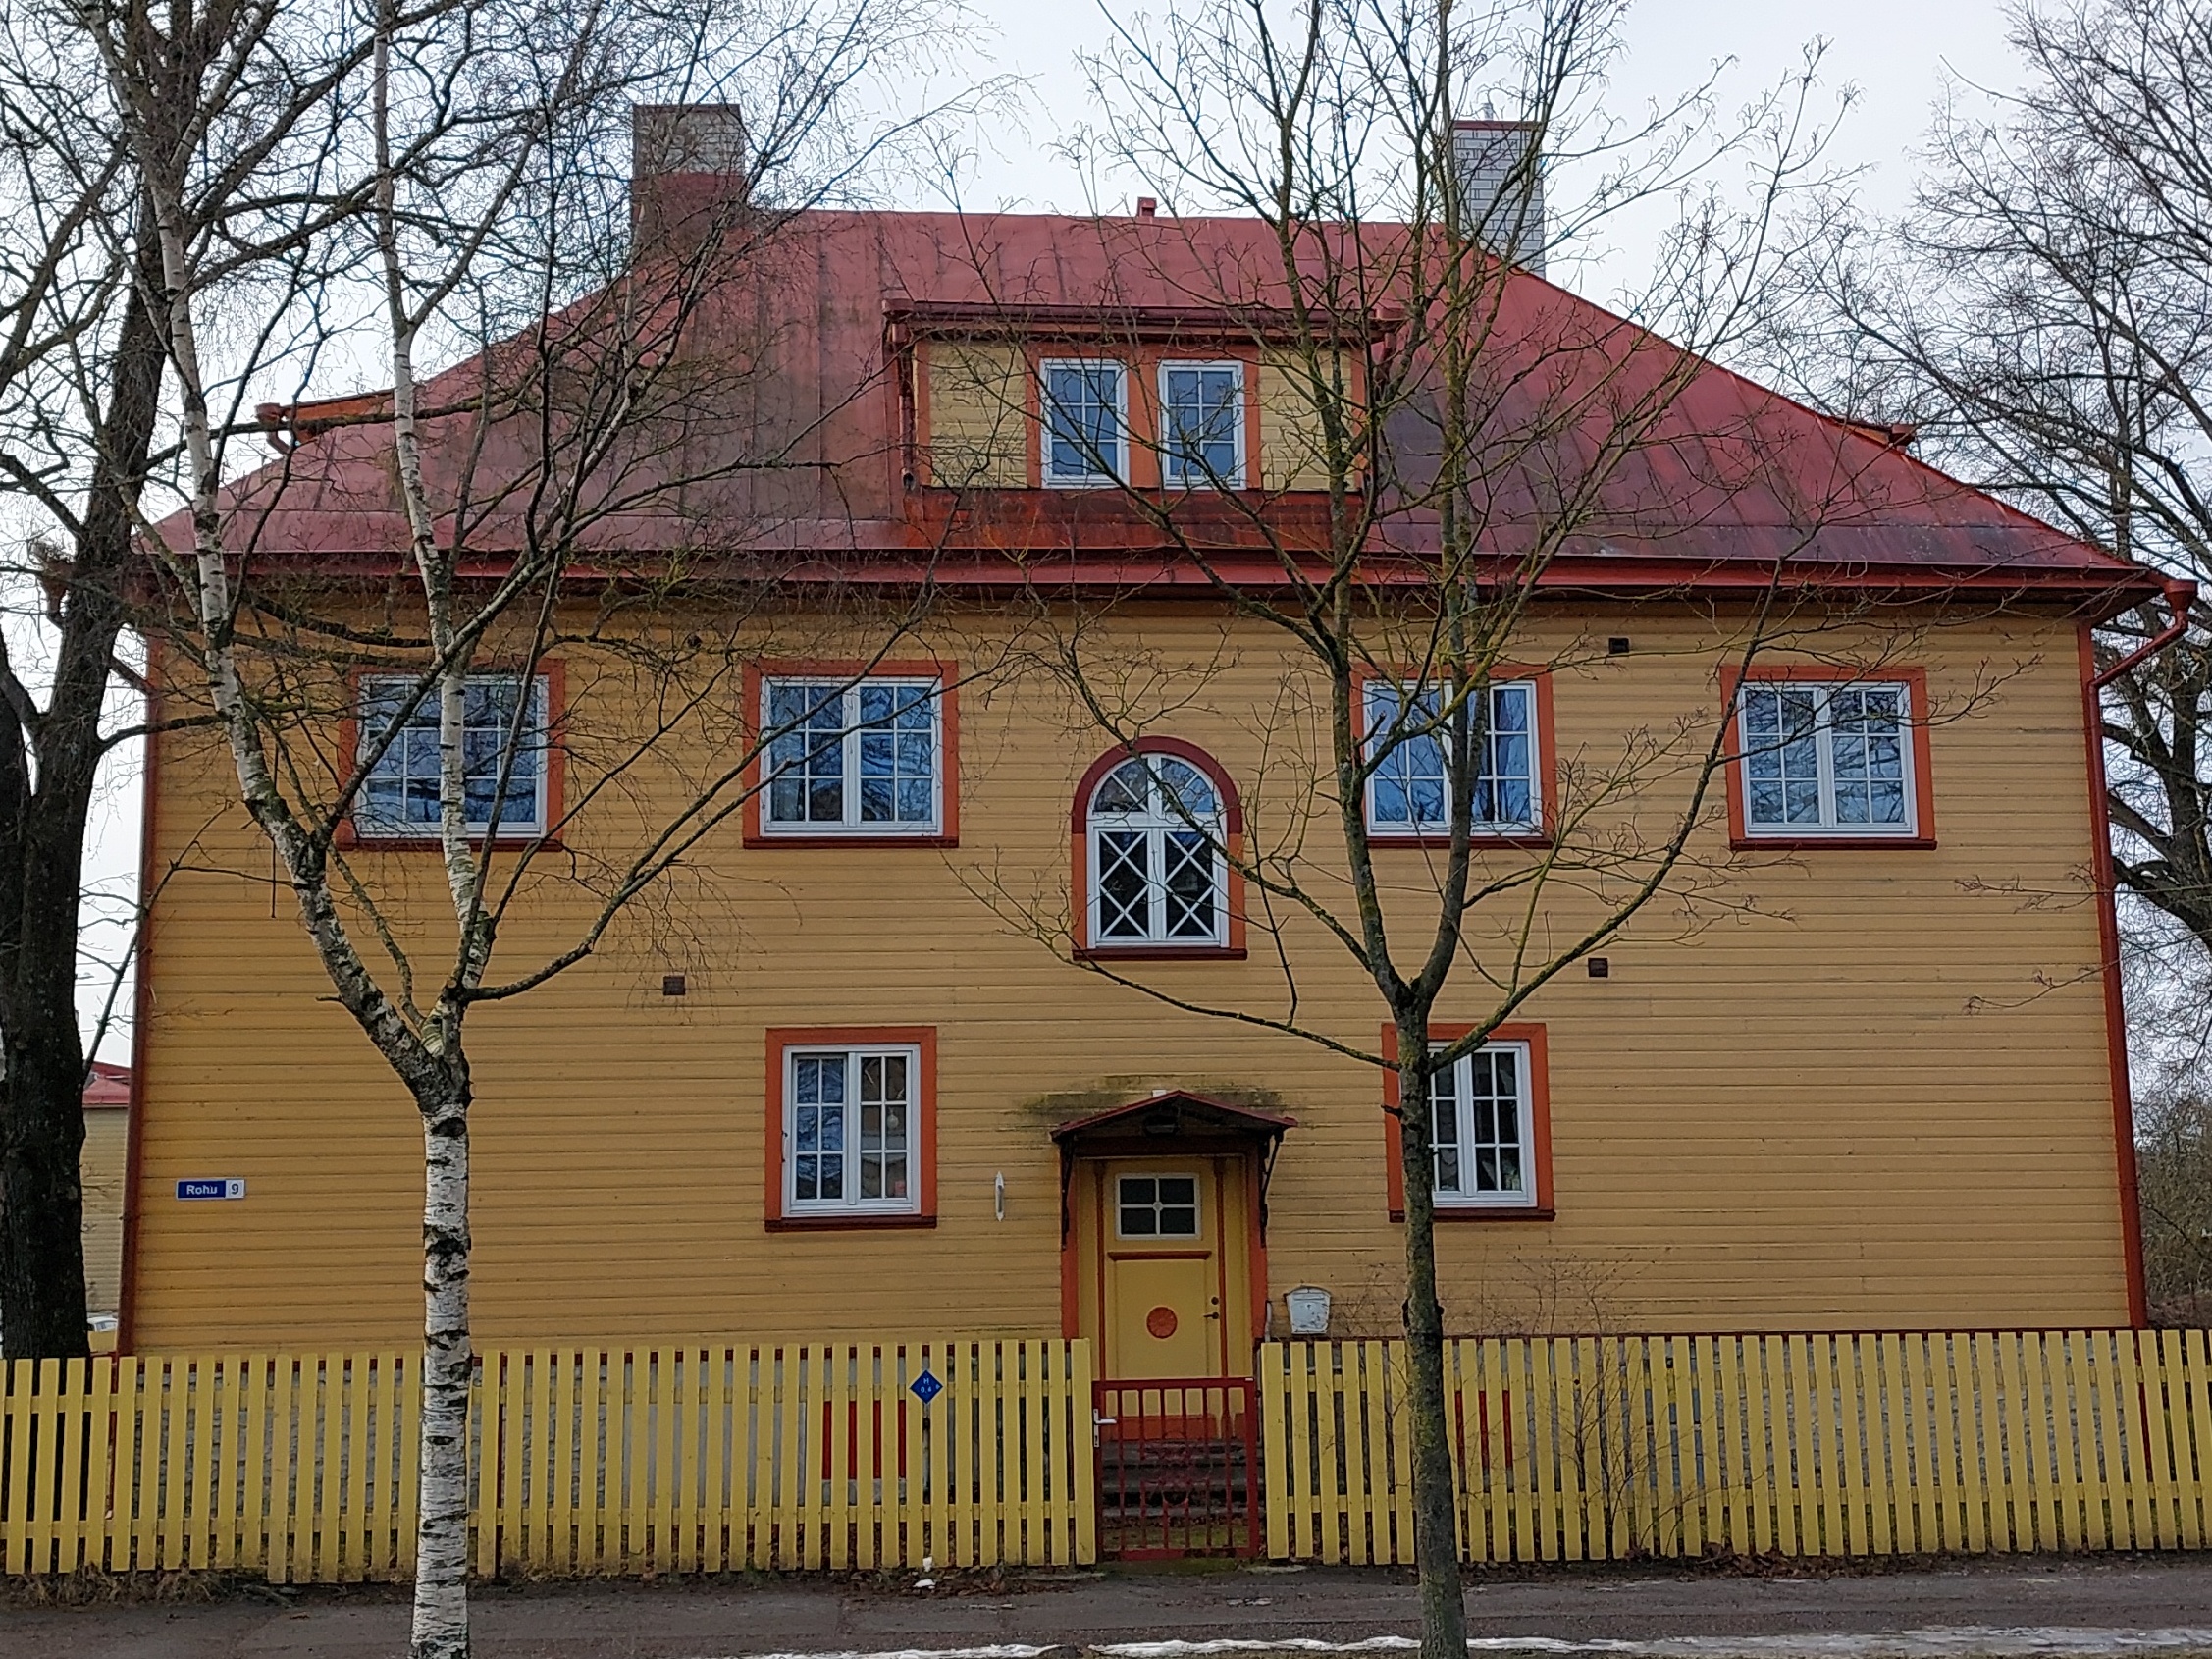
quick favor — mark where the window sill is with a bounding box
[746,831,957,849]
[1731,834,1936,852]
[1389,1205,1554,1223]
[1367,830,1552,850]
[915,483,1350,500]
[766,1213,936,1233]
[339,830,561,852]
[1077,944,1248,963]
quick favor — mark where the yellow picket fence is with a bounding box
[1262,1330,2212,1564]
[1,1337,1094,1579]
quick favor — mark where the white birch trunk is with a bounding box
[375,33,489,1650]
[410,1085,473,1659]
[157,138,479,1648]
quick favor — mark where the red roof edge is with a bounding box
[1050,1090,1297,1142]
[83,1060,132,1108]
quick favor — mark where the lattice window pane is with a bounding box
[1097,830,1151,938]
[1830,686,1907,825]
[1045,362,1125,481]
[792,1053,847,1203]
[1465,1048,1523,1195]
[1368,681,1538,831]
[1429,1063,1463,1195]
[1088,756,1226,945]
[1744,683,1822,826]
[1163,830,1216,937]
[791,1047,917,1212]
[765,679,939,831]
[358,673,547,834]
[1119,1174,1199,1237]
[1163,364,1240,484]
[1156,1175,1199,1235]
[1742,680,1913,833]
[1118,1176,1158,1235]
[1482,683,1536,828]
[767,683,848,824]
[857,682,936,824]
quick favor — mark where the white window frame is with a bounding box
[1736,679,1918,838]
[760,676,944,836]
[782,1044,922,1217]
[1430,1041,1537,1210]
[1362,679,1542,835]
[1157,359,1246,489]
[354,672,551,839]
[1115,1172,1203,1239]
[1084,755,1231,949]
[1039,357,1129,486]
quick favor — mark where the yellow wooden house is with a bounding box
[121,181,2169,1376]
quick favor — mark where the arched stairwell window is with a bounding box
[1073,740,1245,958]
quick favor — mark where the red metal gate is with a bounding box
[1093,1376,1259,1558]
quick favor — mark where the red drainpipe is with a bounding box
[2093,576,2197,690]
[2080,573,2195,1327]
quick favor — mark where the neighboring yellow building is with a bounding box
[81,1060,129,1320]
[123,201,2167,1367]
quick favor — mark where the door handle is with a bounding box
[1092,1409,1117,1446]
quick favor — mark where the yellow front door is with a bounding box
[1108,1252,1216,1378]
[1087,1157,1250,1379]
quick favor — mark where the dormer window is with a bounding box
[1160,362,1244,487]
[918,331,1350,493]
[1041,359,1127,484]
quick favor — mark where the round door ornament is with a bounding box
[1145,1305,1179,1339]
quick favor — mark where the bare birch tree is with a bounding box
[953,0,1853,1645]
[69,0,981,1650]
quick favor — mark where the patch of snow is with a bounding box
[711,1628,2212,1659]
[1097,1634,2212,1659]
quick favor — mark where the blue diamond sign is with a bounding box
[910,1368,943,1405]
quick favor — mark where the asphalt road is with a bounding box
[11,1556,2212,1658]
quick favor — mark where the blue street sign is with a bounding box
[176,1178,246,1201]
[909,1368,943,1405]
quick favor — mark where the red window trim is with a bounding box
[741,661,961,848]
[764,1025,939,1232]
[1071,736,1248,961]
[334,659,566,851]
[2079,625,2149,1325]
[1382,1021,1554,1222]
[1351,665,1558,848]
[1720,664,1936,850]
[914,340,1314,496]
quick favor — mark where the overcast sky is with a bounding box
[76,0,2030,1061]
[949,0,2023,223]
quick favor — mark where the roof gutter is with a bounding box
[2091,576,2198,690]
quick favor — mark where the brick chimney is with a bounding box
[631,104,748,256]
[632,104,749,178]
[1450,118,1545,276]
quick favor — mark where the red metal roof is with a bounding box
[82,1061,131,1109]
[186,206,2160,605]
